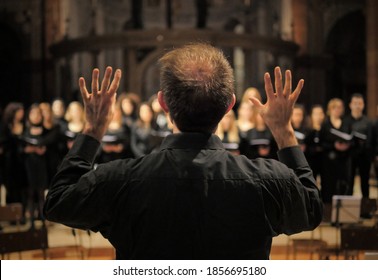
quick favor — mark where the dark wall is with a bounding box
[325,10,366,105]
[0,22,32,110]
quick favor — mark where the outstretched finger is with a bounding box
[108,69,122,96]
[283,70,292,97]
[79,77,89,101]
[249,97,263,111]
[100,66,113,94]
[290,79,304,105]
[274,67,283,97]
[264,73,275,101]
[91,68,99,95]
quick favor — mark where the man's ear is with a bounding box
[157,91,169,113]
[225,94,236,114]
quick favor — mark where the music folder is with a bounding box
[329,128,353,143]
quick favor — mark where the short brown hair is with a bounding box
[159,43,235,133]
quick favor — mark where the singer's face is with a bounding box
[29,108,43,125]
[15,109,24,122]
[311,107,325,125]
[350,97,364,113]
[331,102,344,118]
[291,108,304,125]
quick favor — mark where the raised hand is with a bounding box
[250,67,304,149]
[79,66,122,141]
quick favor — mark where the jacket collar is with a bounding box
[160,132,225,150]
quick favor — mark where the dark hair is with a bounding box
[293,103,306,114]
[52,98,66,108]
[310,104,324,112]
[117,92,138,119]
[350,93,364,101]
[2,102,24,127]
[26,103,43,127]
[159,43,235,133]
[306,104,325,129]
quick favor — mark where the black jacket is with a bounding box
[44,132,322,260]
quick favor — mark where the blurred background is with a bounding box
[0,0,376,116]
[0,0,378,260]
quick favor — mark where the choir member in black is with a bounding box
[304,105,325,182]
[216,109,240,154]
[291,104,308,152]
[237,101,255,140]
[130,102,159,157]
[150,94,172,146]
[320,98,353,204]
[99,105,133,163]
[22,104,49,225]
[238,87,262,139]
[40,102,63,185]
[374,118,378,185]
[52,98,67,131]
[64,101,85,149]
[237,87,261,137]
[1,103,28,219]
[52,98,69,161]
[119,93,138,131]
[242,113,277,159]
[0,107,3,204]
[344,93,373,198]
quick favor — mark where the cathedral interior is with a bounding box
[0,0,377,116]
[0,0,378,260]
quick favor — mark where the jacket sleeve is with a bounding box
[262,146,323,236]
[43,134,114,234]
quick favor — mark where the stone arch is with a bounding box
[137,47,167,100]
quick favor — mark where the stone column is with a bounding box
[366,0,378,118]
[281,0,292,41]
[292,0,307,55]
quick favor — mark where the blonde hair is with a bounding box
[237,101,259,129]
[241,87,262,103]
[326,98,344,116]
[65,101,85,123]
[216,110,240,143]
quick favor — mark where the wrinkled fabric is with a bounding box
[44,132,322,260]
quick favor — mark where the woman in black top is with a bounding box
[216,109,241,155]
[131,102,159,157]
[242,113,277,159]
[99,105,133,163]
[304,105,325,182]
[64,101,85,150]
[150,94,172,147]
[320,98,352,204]
[23,104,49,225]
[40,102,62,185]
[119,93,139,132]
[236,101,255,141]
[291,104,309,152]
[52,98,69,159]
[1,103,28,217]
[374,119,378,187]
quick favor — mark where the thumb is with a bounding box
[249,97,263,110]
